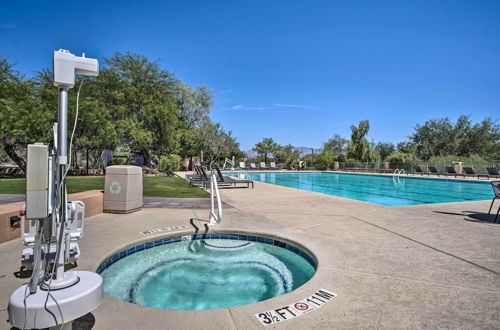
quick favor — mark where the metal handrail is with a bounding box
[208,174,222,225]
[237,170,251,180]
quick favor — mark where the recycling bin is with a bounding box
[104,165,143,213]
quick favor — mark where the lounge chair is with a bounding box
[445,166,465,178]
[239,162,247,169]
[462,167,488,179]
[270,162,278,170]
[250,162,257,170]
[260,162,267,169]
[487,181,500,223]
[428,166,441,176]
[214,165,254,188]
[486,168,500,179]
[411,166,430,176]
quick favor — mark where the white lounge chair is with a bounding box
[239,162,247,169]
[260,162,267,169]
[250,163,257,170]
[270,162,277,170]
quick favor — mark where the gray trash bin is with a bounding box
[104,165,143,213]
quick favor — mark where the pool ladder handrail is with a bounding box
[393,168,406,177]
[208,173,222,225]
[392,169,406,188]
[237,170,251,180]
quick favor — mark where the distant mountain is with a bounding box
[244,146,321,158]
[294,146,322,157]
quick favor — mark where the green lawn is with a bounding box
[0,176,209,198]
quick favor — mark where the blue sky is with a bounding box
[1,0,499,150]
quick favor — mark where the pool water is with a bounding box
[100,235,316,310]
[227,172,493,206]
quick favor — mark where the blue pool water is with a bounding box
[227,172,493,206]
[99,234,316,310]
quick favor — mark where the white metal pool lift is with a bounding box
[222,156,235,170]
[8,49,103,330]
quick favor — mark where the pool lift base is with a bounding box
[9,271,103,330]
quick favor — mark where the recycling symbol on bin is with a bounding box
[109,181,122,194]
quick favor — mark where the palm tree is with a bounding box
[253,137,278,163]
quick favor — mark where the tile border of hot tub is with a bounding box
[96,231,318,274]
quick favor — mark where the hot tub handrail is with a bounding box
[209,173,222,225]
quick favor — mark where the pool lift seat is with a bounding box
[20,200,85,270]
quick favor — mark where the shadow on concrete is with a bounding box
[432,210,498,224]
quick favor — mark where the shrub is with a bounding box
[109,157,131,166]
[385,152,418,164]
[428,154,491,166]
[315,151,334,170]
[158,154,181,175]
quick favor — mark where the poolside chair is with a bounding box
[462,167,487,179]
[250,162,257,170]
[270,162,277,170]
[486,168,500,179]
[411,166,430,176]
[239,162,247,169]
[487,181,500,223]
[259,162,267,169]
[428,166,441,176]
[214,165,254,188]
[445,166,465,178]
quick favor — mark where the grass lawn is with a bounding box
[0,176,209,198]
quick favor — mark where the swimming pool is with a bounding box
[99,233,316,310]
[227,172,493,206]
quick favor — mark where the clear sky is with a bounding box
[1,0,499,150]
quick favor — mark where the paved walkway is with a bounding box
[0,194,24,205]
[0,179,499,329]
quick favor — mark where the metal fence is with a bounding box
[334,162,499,174]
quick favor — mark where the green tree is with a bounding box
[274,144,300,169]
[195,119,243,167]
[0,59,54,172]
[323,134,348,161]
[374,142,395,161]
[253,137,278,163]
[347,120,371,161]
[97,52,181,164]
[409,115,500,160]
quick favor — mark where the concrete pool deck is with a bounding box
[0,179,499,329]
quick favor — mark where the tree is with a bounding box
[347,120,371,161]
[97,52,181,165]
[176,83,212,129]
[0,59,54,172]
[323,134,348,159]
[274,144,300,169]
[253,137,278,163]
[374,142,395,161]
[195,119,242,167]
[409,115,500,160]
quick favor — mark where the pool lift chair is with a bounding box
[488,181,500,223]
[8,49,103,330]
[19,200,85,271]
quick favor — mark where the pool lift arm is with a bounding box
[8,49,104,330]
